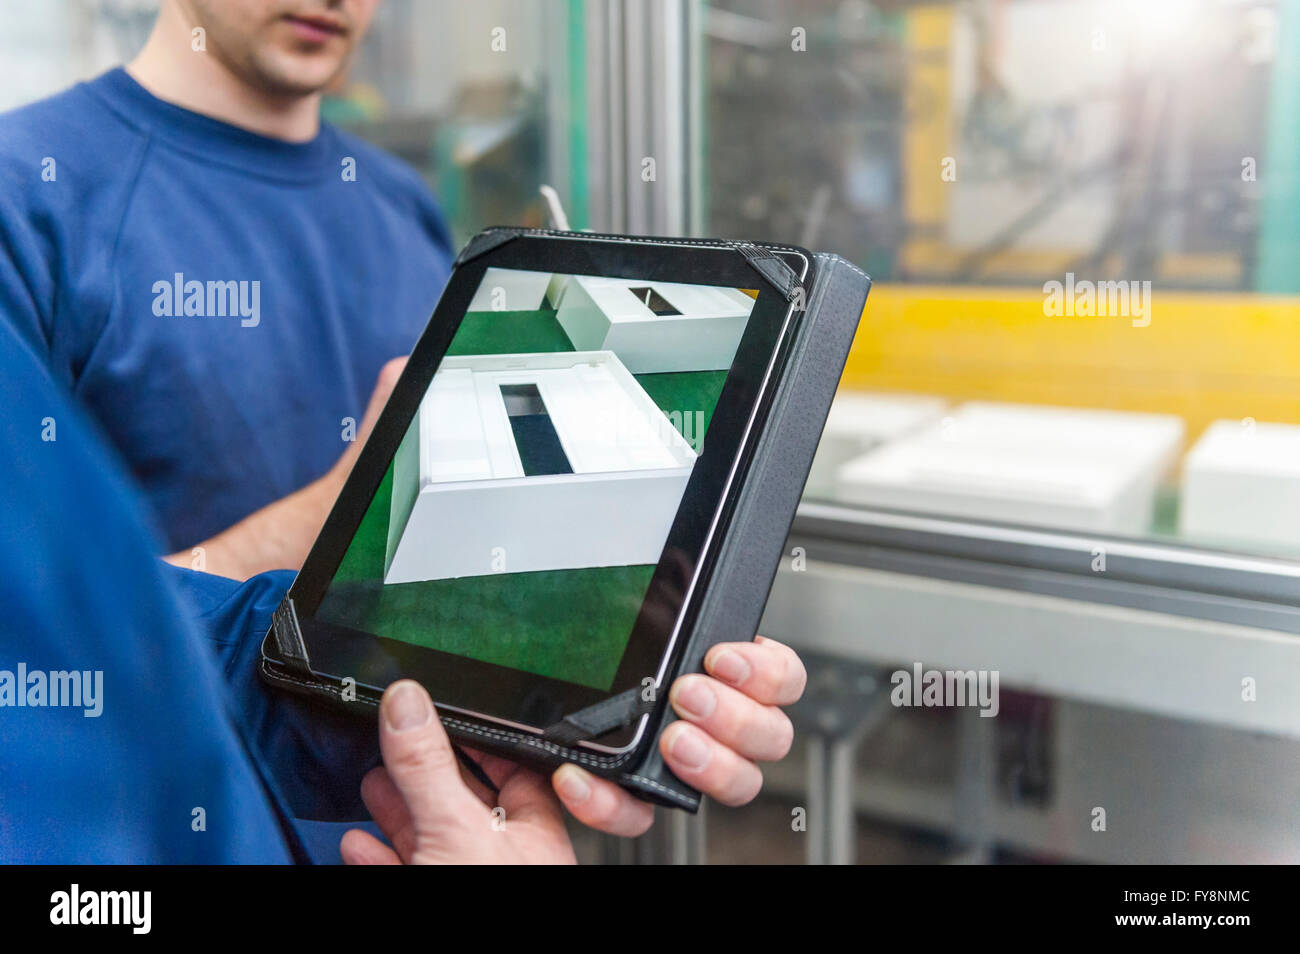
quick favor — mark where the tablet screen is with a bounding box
[285,234,809,746]
[314,268,760,691]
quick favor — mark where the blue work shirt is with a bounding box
[0,67,454,551]
[0,316,379,863]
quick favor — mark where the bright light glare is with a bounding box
[1122,0,1210,64]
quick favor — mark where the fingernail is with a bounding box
[672,678,717,720]
[709,649,751,687]
[385,681,432,732]
[555,765,591,803]
[668,725,710,772]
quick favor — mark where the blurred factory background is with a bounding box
[7,0,1300,863]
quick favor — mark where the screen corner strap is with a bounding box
[732,241,802,303]
[271,597,312,675]
[541,686,657,746]
[454,227,523,267]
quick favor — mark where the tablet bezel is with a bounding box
[281,232,811,752]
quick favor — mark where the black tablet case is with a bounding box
[260,229,870,812]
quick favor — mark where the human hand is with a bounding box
[551,636,806,836]
[340,680,577,864]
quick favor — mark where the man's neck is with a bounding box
[126,5,321,143]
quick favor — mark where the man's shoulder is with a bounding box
[329,125,430,194]
[328,125,451,246]
[0,77,147,198]
[0,76,143,159]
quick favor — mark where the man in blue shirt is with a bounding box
[0,0,810,861]
[0,0,451,577]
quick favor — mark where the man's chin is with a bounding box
[251,52,348,99]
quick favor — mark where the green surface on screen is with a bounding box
[316,306,730,690]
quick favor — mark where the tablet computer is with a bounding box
[262,228,869,807]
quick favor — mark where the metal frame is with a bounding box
[582,0,703,234]
[579,0,709,862]
[765,504,1300,739]
[790,501,1300,634]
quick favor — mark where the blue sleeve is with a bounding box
[0,93,142,388]
[162,563,381,821]
[0,182,56,366]
[0,317,301,863]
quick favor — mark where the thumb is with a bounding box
[377,680,483,835]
